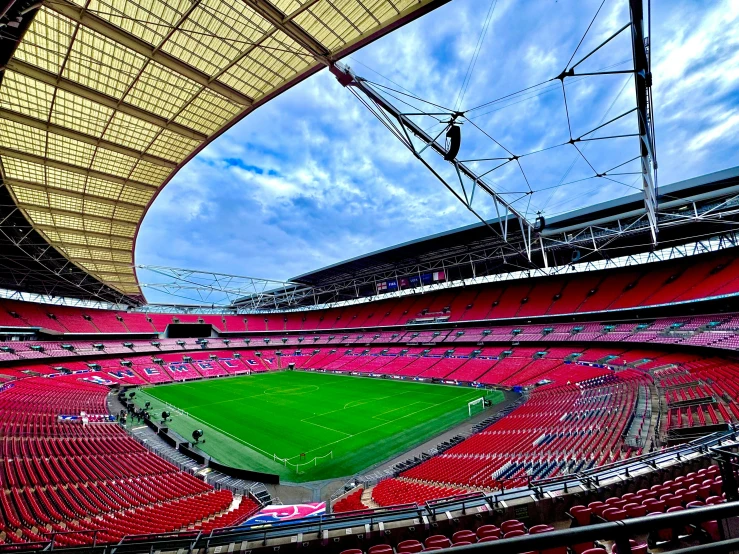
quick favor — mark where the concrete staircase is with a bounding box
[361,488,380,509]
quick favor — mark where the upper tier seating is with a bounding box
[6,311,739,357]
[3,250,739,334]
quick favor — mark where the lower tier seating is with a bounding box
[0,374,260,547]
[337,462,731,554]
[333,488,370,513]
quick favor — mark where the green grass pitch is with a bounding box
[135,371,504,482]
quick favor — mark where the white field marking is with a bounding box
[163,382,302,411]
[299,391,480,458]
[371,401,428,421]
[167,391,267,411]
[147,375,485,463]
[168,408,278,460]
[145,372,281,408]
[263,385,319,396]
[162,381,325,412]
[343,400,369,409]
[302,389,418,422]
[301,419,352,437]
[146,382,347,460]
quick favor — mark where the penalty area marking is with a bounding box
[343,400,368,409]
[299,390,482,458]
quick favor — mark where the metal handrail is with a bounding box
[442,502,739,554]
[19,430,735,554]
[30,500,738,554]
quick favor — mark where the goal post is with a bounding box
[468,397,485,417]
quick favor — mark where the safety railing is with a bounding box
[3,429,730,553]
[25,500,739,554]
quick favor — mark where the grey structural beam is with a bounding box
[329,63,537,264]
[628,0,658,243]
[242,0,331,61]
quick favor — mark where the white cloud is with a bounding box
[137,0,739,295]
[688,110,739,152]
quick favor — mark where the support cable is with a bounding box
[563,0,607,71]
[454,0,498,111]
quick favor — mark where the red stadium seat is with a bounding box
[452,531,477,543]
[397,540,424,553]
[424,536,451,549]
[569,505,592,526]
[476,525,500,539]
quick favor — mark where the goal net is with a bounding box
[468,397,485,417]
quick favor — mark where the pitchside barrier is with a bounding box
[208,459,280,485]
[274,450,334,474]
[157,428,179,448]
[178,443,207,465]
[143,417,280,483]
[169,441,281,484]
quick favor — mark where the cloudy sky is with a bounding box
[136,0,739,300]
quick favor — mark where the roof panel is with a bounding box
[128,160,170,185]
[0,0,443,300]
[0,120,46,156]
[13,9,76,74]
[49,192,84,213]
[0,71,54,121]
[46,134,96,167]
[113,205,144,223]
[223,30,308,91]
[1,156,45,183]
[51,88,114,136]
[90,148,138,178]
[147,130,200,162]
[103,112,160,152]
[162,1,247,76]
[62,25,147,98]
[45,166,86,193]
[23,208,55,226]
[174,88,242,135]
[111,239,134,250]
[82,199,115,218]
[85,177,123,198]
[118,187,154,205]
[125,62,201,119]
[12,185,48,207]
[84,0,185,45]
[111,221,137,235]
[82,219,114,234]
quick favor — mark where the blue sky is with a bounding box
[136,0,739,297]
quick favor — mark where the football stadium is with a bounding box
[0,0,739,553]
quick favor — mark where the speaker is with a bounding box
[444,125,461,161]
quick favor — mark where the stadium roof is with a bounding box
[0,0,448,304]
[290,165,739,289]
